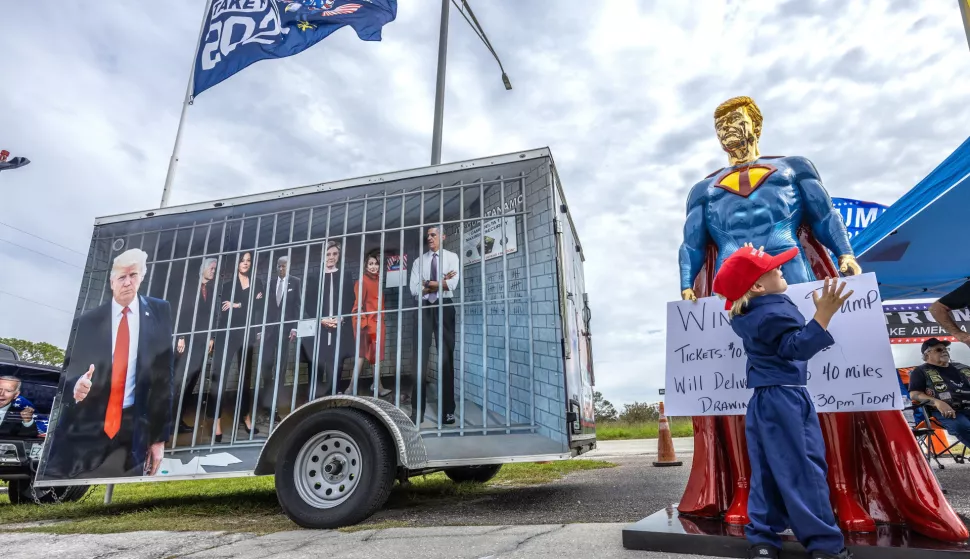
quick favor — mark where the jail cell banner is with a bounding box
[884,302,970,344]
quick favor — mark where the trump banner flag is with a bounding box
[832,197,888,239]
[193,0,397,98]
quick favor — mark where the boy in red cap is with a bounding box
[712,243,855,559]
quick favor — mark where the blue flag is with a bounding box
[192,0,397,98]
[831,197,888,239]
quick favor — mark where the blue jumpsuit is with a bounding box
[731,293,844,555]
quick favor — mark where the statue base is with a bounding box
[621,505,970,558]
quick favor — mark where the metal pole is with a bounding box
[159,0,214,208]
[961,0,970,53]
[430,0,450,166]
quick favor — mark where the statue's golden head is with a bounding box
[714,96,763,155]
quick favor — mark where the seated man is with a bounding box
[930,280,970,348]
[908,338,970,446]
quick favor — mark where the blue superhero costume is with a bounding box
[679,156,852,291]
[730,294,843,555]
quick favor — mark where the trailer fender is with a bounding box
[254,396,428,475]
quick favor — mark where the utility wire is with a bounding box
[0,289,73,314]
[459,0,508,75]
[451,0,488,46]
[0,238,83,269]
[0,220,87,256]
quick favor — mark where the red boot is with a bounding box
[677,416,729,518]
[819,413,875,532]
[721,415,750,525]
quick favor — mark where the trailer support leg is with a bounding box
[104,484,114,504]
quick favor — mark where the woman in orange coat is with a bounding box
[350,249,390,397]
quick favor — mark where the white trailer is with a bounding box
[34,148,597,528]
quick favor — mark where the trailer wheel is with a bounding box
[7,479,89,505]
[275,408,396,529]
[444,464,502,484]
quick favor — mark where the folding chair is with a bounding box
[906,400,968,470]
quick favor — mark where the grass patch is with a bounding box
[0,460,615,535]
[596,418,694,440]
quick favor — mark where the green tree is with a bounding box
[619,401,660,423]
[593,391,618,422]
[0,338,65,367]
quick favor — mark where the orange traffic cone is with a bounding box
[653,402,682,467]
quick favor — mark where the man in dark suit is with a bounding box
[0,377,39,438]
[259,255,304,413]
[42,248,174,480]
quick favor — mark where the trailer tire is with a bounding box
[7,479,89,505]
[275,407,396,529]
[444,464,502,484]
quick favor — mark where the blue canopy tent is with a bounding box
[851,135,970,301]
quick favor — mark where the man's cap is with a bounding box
[921,337,951,355]
[712,246,799,310]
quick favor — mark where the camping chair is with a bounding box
[905,400,968,470]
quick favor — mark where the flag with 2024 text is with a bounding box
[193,0,397,98]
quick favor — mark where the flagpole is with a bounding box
[430,0,450,166]
[159,0,215,209]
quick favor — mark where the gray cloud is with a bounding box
[1,1,968,409]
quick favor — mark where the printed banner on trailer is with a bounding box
[461,217,518,265]
[193,0,397,98]
[664,273,901,416]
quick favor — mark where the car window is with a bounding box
[0,347,16,361]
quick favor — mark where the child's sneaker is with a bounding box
[748,544,779,559]
[811,549,853,559]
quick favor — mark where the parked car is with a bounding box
[0,344,18,363]
[0,351,89,504]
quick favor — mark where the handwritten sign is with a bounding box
[664,273,901,416]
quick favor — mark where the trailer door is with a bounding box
[554,208,596,442]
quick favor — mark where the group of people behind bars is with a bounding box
[172,226,461,443]
[43,225,460,480]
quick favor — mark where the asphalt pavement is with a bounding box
[0,524,709,559]
[1,438,968,558]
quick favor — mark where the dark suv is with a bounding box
[0,343,88,504]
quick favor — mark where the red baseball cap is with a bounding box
[712,246,799,310]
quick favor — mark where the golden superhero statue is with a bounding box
[675,96,967,543]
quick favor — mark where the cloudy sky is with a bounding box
[1,0,969,407]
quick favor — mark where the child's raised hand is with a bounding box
[742,242,765,255]
[811,277,854,329]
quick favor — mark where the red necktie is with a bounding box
[201,283,207,301]
[105,307,130,439]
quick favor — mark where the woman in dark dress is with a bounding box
[209,251,264,441]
